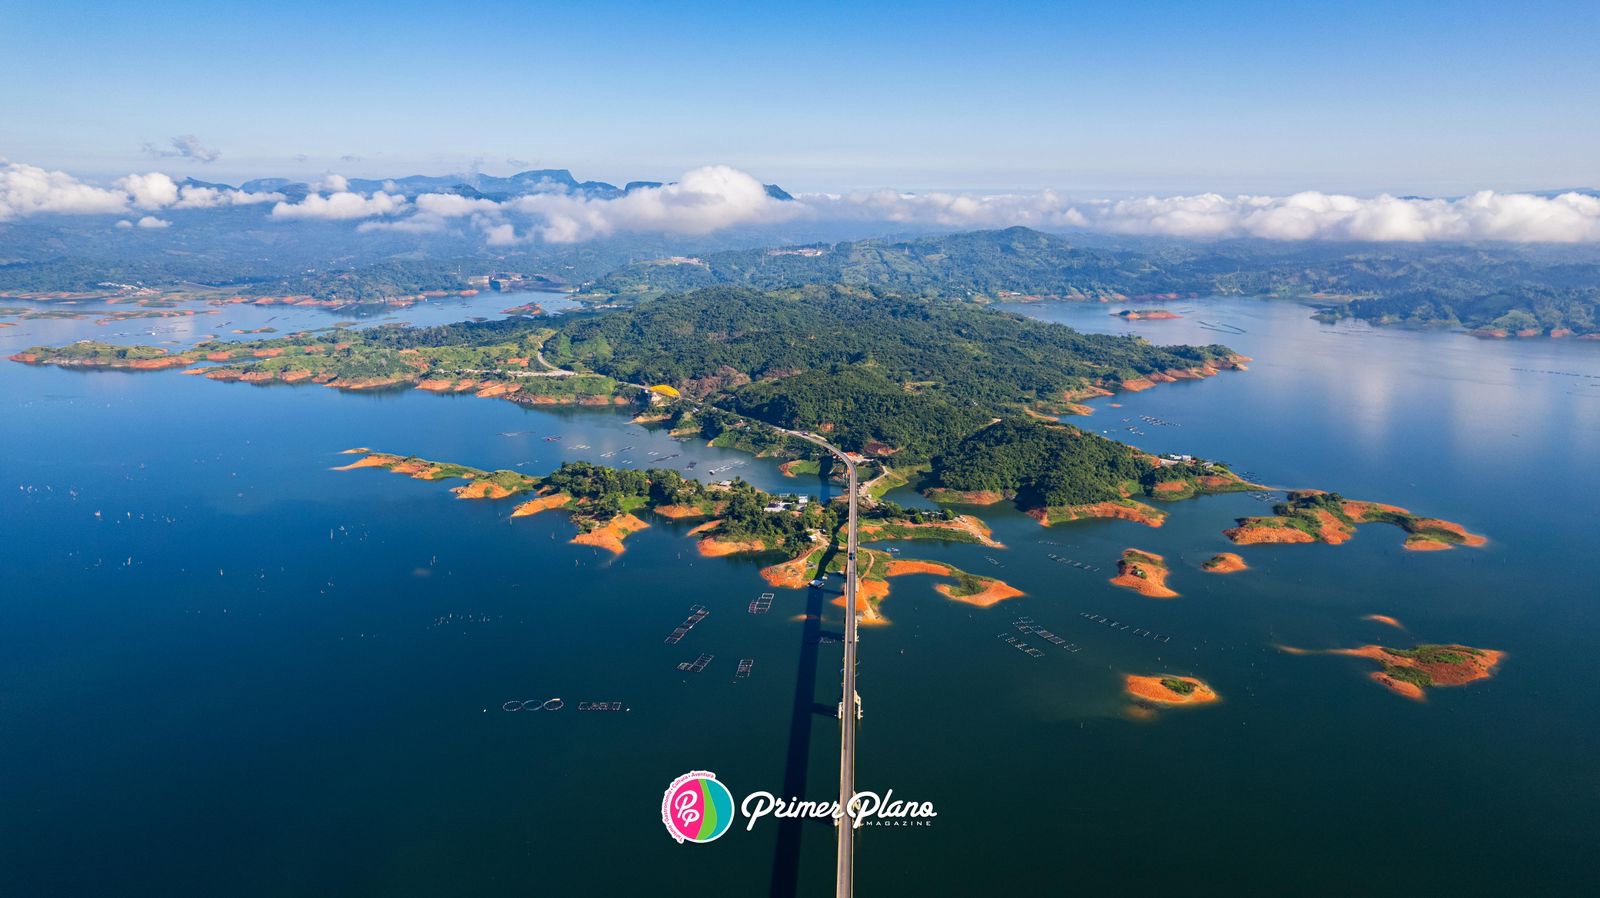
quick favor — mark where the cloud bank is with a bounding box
[805,188,1600,243]
[270,189,408,220]
[0,162,282,221]
[5,159,1599,244]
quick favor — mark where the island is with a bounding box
[1125,675,1219,706]
[1202,552,1248,573]
[1113,309,1181,320]
[1109,549,1178,598]
[1282,643,1505,701]
[1225,490,1486,550]
[882,559,1024,607]
[333,448,1022,623]
[14,283,1485,582]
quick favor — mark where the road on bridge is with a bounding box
[779,428,860,898]
[617,387,865,896]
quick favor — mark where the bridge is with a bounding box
[616,383,865,895]
[779,428,860,898]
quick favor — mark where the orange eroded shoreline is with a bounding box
[831,580,891,626]
[1031,500,1166,528]
[696,535,767,557]
[1202,552,1248,573]
[1109,549,1178,598]
[654,503,717,520]
[1224,521,1316,544]
[858,514,1002,548]
[934,579,1024,608]
[924,488,1007,506]
[1125,675,1218,705]
[884,560,955,577]
[452,480,515,500]
[570,514,650,554]
[1362,614,1405,629]
[511,492,572,517]
[1282,643,1504,701]
[760,550,822,588]
[882,559,1024,607]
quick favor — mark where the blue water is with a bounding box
[2,296,1597,895]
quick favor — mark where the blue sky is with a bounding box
[4,0,1597,194]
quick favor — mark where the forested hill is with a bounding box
[589,227,1181,299]
[542,285,1240,412]
[587,227,1600,335]
[1314,285,1599,335]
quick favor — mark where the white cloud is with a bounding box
[143,134,221,163]
[270,190,408,220]
[173,185,284,208]
[7,158,1600,245]
[802,188,1600,243]
[506,165,804,243]
[1,160,282,220]
[115,173,180,209]
[482,223,519,246]
[1,161,132,219]
[136,216,170,229]
[115,219,133,229]
[414,193,501,218]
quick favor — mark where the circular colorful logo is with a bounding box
[661,771,735,844]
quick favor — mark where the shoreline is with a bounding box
[1109,548,1178,598]
[1125,675,1218,706]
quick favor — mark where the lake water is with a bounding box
[2,295,1597,895]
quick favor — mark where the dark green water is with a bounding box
[2,297,1597,895]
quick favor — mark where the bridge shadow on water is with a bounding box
[767,541,842,898]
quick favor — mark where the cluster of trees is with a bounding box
[722,365,986,462]
[1273,491,1347,519]
[714,479,837,556]
[932,419,1148,507]
[542,461,652,520]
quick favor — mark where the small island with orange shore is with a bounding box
[1225,490,1486,550]
[1125,675,1218,706]
[1109,549,1178,598]
[1113,309,1182,320]
[825,551,1025,624]
[1202,552,1248,573]
[882,557,1024,607]
[1283,643,1504,701]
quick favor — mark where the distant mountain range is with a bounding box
[181,169,793,203]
